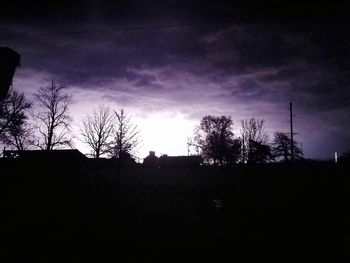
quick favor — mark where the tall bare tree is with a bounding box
[80,106,115,158]
[33,80,72,150]
[110,109,140,159]
[240,118,269,163]
[0,91,33,150]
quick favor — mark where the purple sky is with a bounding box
[1,1,350,159]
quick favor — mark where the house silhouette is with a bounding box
[3,149,87,162]
[143,151,202,168]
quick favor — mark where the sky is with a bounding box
[1,1,349,159]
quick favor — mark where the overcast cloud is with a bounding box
[1,1,349,158]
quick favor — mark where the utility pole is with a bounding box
[290,102,294,162]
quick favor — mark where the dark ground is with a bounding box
[0,159,349,262]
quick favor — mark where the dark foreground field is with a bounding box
[0,159,349,262]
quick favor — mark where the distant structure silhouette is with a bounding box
[0,47,20,101]
[159,154,202,168]
[3,149,87,162]
[143,151,159,167]
[143,151,202,168]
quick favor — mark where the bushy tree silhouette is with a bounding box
[272,132,303,162]
[0,91,33,150]
[194,115,240,165]
[80,106,114,158]
[33,80,72,150]
[247,139,273,163]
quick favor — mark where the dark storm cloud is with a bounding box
[2,23,212,88]
[2,1,350,158]
[134,74,161,89]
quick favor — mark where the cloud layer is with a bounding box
[2,1,350,158]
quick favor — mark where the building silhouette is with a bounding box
[0,47,20,100]
[143,151,202,168]
[3,149,87,162]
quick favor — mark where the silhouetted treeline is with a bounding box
[1,79,347,165]
[0,80,140,161]
[191,115,303,165]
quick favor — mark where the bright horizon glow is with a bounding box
[71,111,197,161]
[135,113,197,160]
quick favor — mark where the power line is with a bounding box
[0,20,234,41]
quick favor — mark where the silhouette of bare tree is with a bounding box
[33,80,72,150]
[109,109,140,159]
[0,91,33,150]
[240,118,269,163]
[80,105,115,158]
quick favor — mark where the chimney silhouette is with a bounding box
[0,47,20,101]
